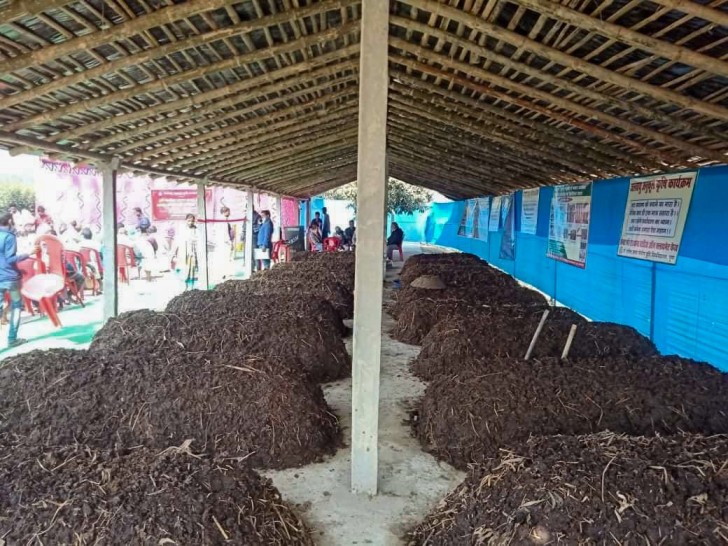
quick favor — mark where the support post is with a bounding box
[244,189,254,278]
[276,195,283,240]
[351,0,389,496]
[197,183,209,290]
[101,158,119,321]
[304,199,311,250]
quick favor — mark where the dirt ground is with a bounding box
[409,431,728,545]
[264,248,465,545]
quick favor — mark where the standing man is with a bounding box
[256,210,274,270]
[0,213,35,348]
[321,206,331,240]
[344,219,356,249]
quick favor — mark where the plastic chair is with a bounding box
[80,247,103,295]
[21,274,65,328]
[16,258,39,315]
[396,242,404,261]
[323,237,341,252]
[36,234,85,307]
[117,244,137,284]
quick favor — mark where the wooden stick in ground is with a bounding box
[561,324,579,360]
[524,309,550,360]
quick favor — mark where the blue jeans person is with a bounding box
[0,281,23,344]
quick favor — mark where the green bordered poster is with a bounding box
[547,183,592,268]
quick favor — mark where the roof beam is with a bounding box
[393,5,728,127]
[648,0,728,28]
[1,0,243,75]
[509,0,728,77]
[3,21,361,132]
[0,0,71,23]
[0,0,359,110]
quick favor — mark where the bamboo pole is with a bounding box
[0,0,72,22]
[525,310,550,360]
[561,324,579,360]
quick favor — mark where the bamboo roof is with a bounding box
[0,0,726,199]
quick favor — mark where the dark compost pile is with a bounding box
[91,306,350,383]
[413,356,728,469]
[217,276,353,321]
[398,252,484,283]
[0,348,340,468]
[408,432,728,545]
[391,285,546,345]
[0,443,314,545]
[259,253,355,290]
[167,288,349,337]
[413,307,657,380]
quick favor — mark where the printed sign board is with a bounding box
[521,188,540,235]
[547,183,592,268]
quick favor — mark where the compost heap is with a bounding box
[391,281,546,345]
[258,253,355,290]
[414,356,728,469]
[166,288,349,337]
[0,443,314,545]
[91,304,350,383]
[398,252,484,283]
[408,432,728,545]
[0,348,339,468]
[217,276,353,321]
[412,307,657,380]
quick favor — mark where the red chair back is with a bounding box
[80,247,104,275]
[16,257,38,282]
[117,244,136,267]
[65,250,87,276]
[35,234,66,276]
[323,237,341,252]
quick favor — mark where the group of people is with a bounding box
[306,207,357,252]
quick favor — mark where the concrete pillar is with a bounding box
[197,184,209,290]
[101,159,119,321]
[351,0,389,496]
[244,189,254,278]
[304,200,312,250]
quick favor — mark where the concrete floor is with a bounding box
[264,245,464,545]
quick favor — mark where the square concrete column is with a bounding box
[244,189,254,278]
[197,183,209,290]
[101,159,119,321]
[351,0,389,495]
[304,200,311,250]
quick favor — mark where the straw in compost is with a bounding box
[408,432,728,545]
[1,443,314,545]
[0,349,340,468]
[414,356,728,469]
[412,307,657,380]
[91,307,350,383]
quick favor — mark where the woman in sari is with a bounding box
[306,219,323,252]
[172,214,199,289]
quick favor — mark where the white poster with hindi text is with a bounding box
[617,171,697,264]
[521,188,540,235]
[547,183,592,268]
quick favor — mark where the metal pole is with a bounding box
[304,199,311,250]
[351,0,389,496]
[244,189,254,278]
[101,158,119,321]
[197,184,209,290]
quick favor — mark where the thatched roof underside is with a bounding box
[0,0,726,199]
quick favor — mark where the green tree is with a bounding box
[324,179,432,215]
[0,184,35,214]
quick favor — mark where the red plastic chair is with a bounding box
[21,274,64,328]
[35,234,85,307]
[323,237,341,252]
[117,244,137,284]
[396,242,404,261]
[16,258,39,315]
[80,247,103,295]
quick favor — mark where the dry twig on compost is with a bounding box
[0,443,315,545]
[414,356,728,469]
[408,432,728,545]
[0,349,340,468]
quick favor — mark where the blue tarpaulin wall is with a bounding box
[421,164,728,371]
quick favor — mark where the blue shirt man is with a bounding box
[256,210,274,270]
[0,213,32,348]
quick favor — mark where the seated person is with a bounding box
[386,222,404,260]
